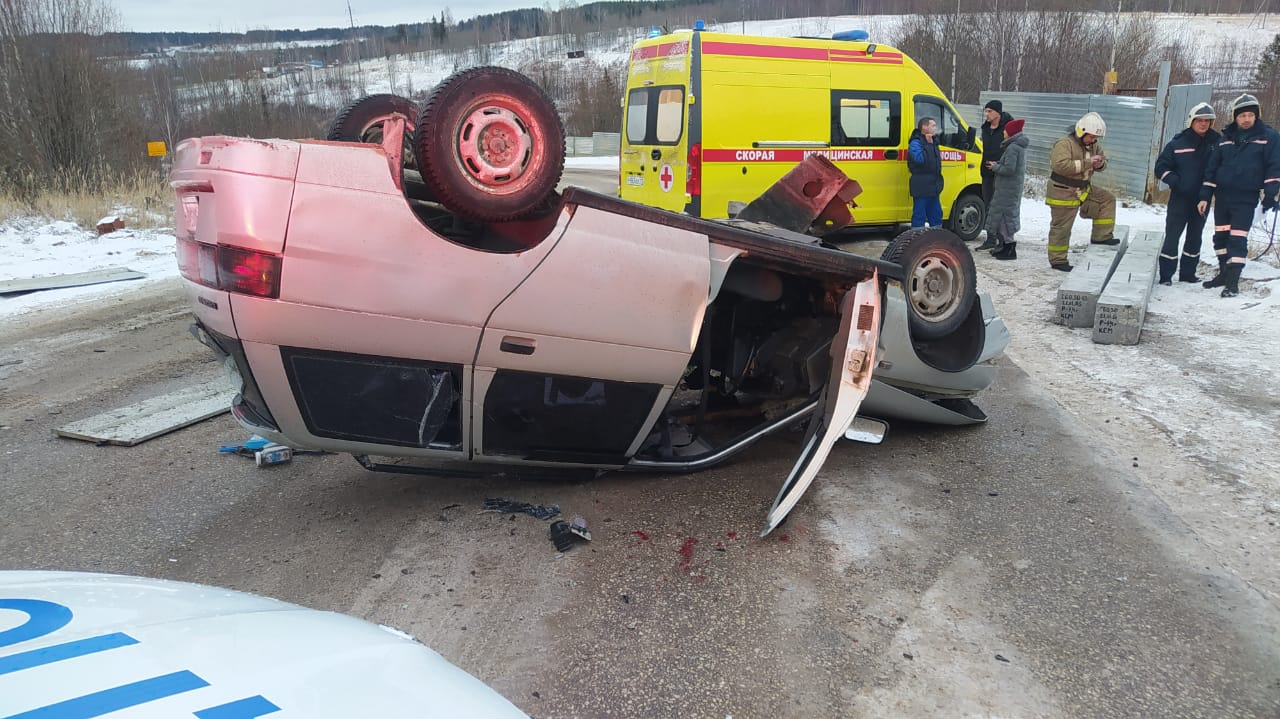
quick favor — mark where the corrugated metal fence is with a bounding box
[567,132,621,157]
[978,91,1155,198]
[973,85,1210,200]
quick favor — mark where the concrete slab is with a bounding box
[0,267,146,296]
[55,377,234,446]
[1093,229,1161,345]
[1054,226,1130,327]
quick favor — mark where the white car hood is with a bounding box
[0,571,527,718]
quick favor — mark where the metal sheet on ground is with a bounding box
[0,267,146,295]
[54,378,233,446]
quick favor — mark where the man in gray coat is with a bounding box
[982,118,1028,260]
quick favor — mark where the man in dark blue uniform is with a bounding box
[1198,94,1280,298]
[1155,103,1220,285]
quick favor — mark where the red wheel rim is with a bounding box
[453,97,545,195]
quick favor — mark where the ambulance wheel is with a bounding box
[881,227,976,340]
[947,192,985,242]
[416,66,565,222]
[327,94,418,169]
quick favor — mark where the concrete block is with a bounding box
[1092,229,1161,345]
[1054,225,1131,327]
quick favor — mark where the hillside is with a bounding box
[231,13,1277,115]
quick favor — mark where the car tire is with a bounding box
[881,227,977,340]
[415,66,565,222]
[947,192,985,242]
[327,94,418,169]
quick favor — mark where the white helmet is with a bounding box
[1075,111,1106,139]
[1187,102,1216,125]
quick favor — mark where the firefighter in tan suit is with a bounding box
[1045,112,1120,270]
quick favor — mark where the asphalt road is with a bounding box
[1,181,1278,717]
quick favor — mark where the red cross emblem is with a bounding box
[659,163,674,192]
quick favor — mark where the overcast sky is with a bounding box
[113,1,573,33]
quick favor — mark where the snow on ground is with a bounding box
[0,218,180,317]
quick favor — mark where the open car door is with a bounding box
[763,273,881,535]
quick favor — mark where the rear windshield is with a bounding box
[626,86,685,145]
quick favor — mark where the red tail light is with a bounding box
[177,239,281,299]
[219,245,282,298]
[686,142,702,197]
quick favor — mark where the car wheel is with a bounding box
[328,94,418,169]
[416,66,565,222]
[947,192,985,242]
[881,227,977,340]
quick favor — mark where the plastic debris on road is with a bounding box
[549,516,591,552]
[482,498,561,520]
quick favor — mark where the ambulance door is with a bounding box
[913,97,979,223]
[830,90,904,225]
[620,85,688,213]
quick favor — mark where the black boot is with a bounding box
[1220,263,1242,298]
[992,243,1017,260]
[1158,255,1177,286]
[1178,254,1200,283]
[1203,259,1228,288]
[976,236,998,251]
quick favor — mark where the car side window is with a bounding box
[913,97,968,150]
[625,86,685,145]
[831,90,900,147]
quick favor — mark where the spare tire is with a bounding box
[415,66,565,222]
[328,94,418,169]
[881,227,977,340]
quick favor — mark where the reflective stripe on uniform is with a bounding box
[1093,218,1115,225]
[1182,251,1197,258]
[1047,244,1070,251]
[1046,197,1082,207]
[1203,181,1217,187]
[1229,256,1247,264]
[1230,229,1249,237]
[1215,224,1231,231]
[1216,248,1229,255]
[1160,252,1178,260]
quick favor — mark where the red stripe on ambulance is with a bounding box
[704,149,893,162]
[630,41,690,61]
[701,42,828,61]
[704,148,967,163]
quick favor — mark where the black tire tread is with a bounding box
[327,93,417,142]
[947,192,986,242]
[880,227,977,340]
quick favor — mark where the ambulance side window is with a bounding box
[831,91,899,147]
[914,98,969,150]
[625,86,685,145]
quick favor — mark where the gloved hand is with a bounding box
[1263,195,1278,212]
[1163,172,1180,188]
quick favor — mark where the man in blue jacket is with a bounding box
[1197,94,1280,298]
[908,117,944,228]
[1154,103,1220,285]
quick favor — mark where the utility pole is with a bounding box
[1104,0,1121,94]
[347,0,364,93]
[950,0,960,99]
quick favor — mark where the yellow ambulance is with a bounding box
[620,26,986,240]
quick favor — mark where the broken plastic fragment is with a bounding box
[548,516,591,552]
[483,498,560,520]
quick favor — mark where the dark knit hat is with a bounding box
[1232,93,1260,121]
[984,100,1003,113]
[1004,119,1025,136]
